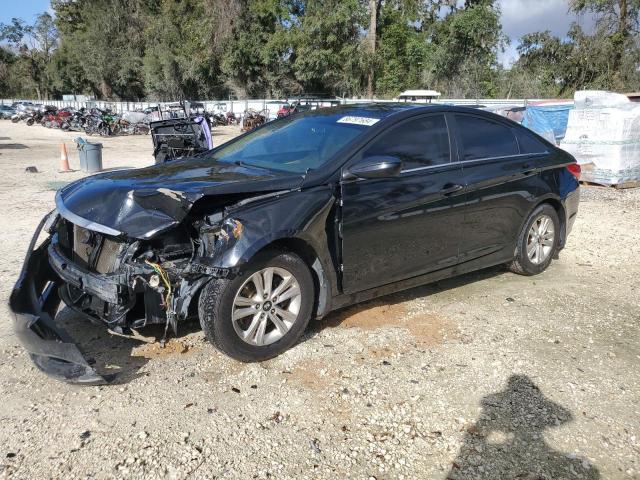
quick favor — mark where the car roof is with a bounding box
[293,103,422,122]
[302,102,521,123]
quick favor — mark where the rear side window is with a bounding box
[363,114,450,169]
[515,129,549,154]
[455,114,519,160]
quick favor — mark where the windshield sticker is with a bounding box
[337,116,380,126]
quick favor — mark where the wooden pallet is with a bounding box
[580,180,640,190]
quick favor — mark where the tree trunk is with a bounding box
[618,0,628,38]
[100,80,113,100]
[612,0,628,73]
[366,0,378,98]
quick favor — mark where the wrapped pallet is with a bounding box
[560,90,640,187]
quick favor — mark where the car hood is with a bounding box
[56,158,304,239]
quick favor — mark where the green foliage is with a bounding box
[508,20,640,98]
[374,7,433,97]
[0,13,58,98]
[221,0,298,97]
[430,1,506,97]
[292,0,366,96]
[0,0,638,100]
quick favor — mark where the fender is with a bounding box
[198,186,340,315]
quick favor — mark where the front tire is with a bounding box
[509,204,560,275]
[198,251,314,362]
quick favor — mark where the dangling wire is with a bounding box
[144,259,172,308]
[144,259,175,346]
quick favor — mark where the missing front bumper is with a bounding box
[8,218,108,385]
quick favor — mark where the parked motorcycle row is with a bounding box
[5,102,152,136]
[3,100,269,136]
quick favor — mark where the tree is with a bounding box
[570,0,640,85]
[52,0,145,100]
[0,13,58,99]
[221,0,299,98]
[373,4,433,97]
[292,0,366,96]
[2,0,638,101]
[430,1,506,98]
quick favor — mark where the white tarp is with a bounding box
[121,111,149,124]
[560,90,640,185]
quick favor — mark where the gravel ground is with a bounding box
[0,121,639,480]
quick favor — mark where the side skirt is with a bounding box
[330,250,513,311]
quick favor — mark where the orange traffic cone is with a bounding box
[59,143,71,172]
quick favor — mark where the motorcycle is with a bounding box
[241,109,267,132]
[84,108,110,136]
[111,117,150,135]
[40,106,68,128]
[11,103,38,123]
[209,112,228,126]
[60,109,87,132]
[226,111,239,125]
[11,111,30,123]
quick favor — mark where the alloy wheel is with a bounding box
[231,267,302,346]
[526,214,555,265]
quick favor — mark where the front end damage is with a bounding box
[9,203,250,384]
[10,153,338,385]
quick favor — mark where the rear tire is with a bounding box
[198,250,314,362]
[509,204,560,276]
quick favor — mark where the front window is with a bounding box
[210,112,373,173]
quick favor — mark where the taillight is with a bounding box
[567,163,581,180]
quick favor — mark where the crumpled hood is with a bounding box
[56,158,303,239]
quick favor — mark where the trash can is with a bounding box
[74,137,88,171]
[84,142,103,173]
[74,137,103,173]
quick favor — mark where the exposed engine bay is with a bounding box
[10,159,338,384]
[51,210,246,337]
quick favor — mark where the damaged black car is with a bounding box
[10,104,580,384]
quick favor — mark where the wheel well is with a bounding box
[256,238,330,319]
[537,198,566,247]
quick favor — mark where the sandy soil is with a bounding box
[0,120,638,479]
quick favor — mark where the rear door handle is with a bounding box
[440,183,464,195]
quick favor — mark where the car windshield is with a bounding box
[210,112,375,173]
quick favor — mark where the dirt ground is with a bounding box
[0,120,638,480]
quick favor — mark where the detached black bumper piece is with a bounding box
[8,218,107,385]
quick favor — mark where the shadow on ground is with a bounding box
[311,265,504,334]
[446,375,600,480]
[0,143,29,149]
[55,307,201,385]
[53,265,509,384]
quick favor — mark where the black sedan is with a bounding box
[10,104,580,383]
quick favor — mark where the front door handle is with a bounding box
[440,183,464,195]
[521,163,537,176]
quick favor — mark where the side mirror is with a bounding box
[343,155,402,180]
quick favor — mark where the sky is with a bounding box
[0,0,52,25]
[1,0,596,67]
[497,0,597,66]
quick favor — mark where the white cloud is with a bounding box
[497,0,597,66]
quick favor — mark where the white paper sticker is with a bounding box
[336,116,380,126]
